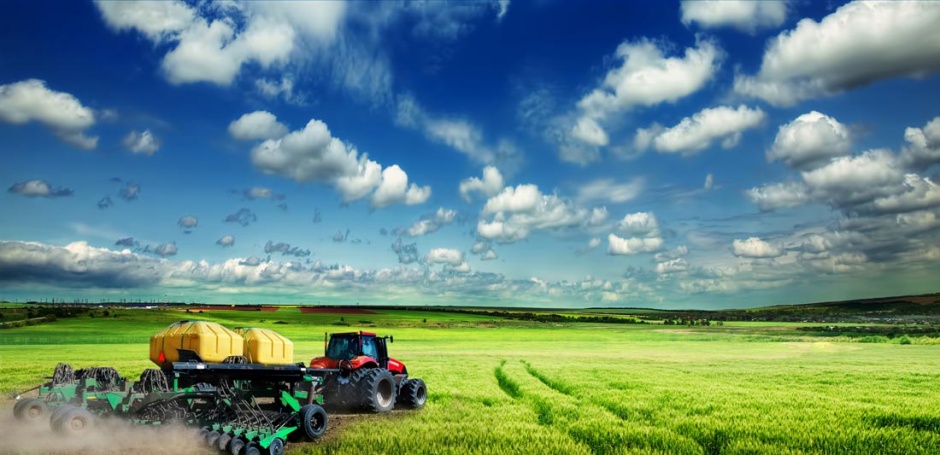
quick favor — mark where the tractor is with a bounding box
[309,331,427,413]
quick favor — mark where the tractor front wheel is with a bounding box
[397,378,428,410]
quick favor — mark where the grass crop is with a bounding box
[1,308,939,454]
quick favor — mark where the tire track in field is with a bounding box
[521,362,705,454]
[492,360,596,454]
[521,360,573,396]
[494,360,522,399]
[509,361,602,454]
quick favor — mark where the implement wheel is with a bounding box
[217,433,232,451]
[12,399,30,419]
[15,398,48,424]
[298,404,328,440]
[267,438,284,455]
[397,378,428,410]
[55,407,94,436]
[357,369,397,413]
[229,437,246,455]
[206,430,221,448]
[245,442,261,455]
[49,405,76,430]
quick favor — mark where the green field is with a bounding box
[1,307,939,454]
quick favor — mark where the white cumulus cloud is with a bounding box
[680,0,789,33]
[732,237,782,258]
[123,129,161,155]
[607,233,663,256]
[899,117,940,170]
[229,111,288,141]
[459,166,504,202]
[406,208,457,237]
[767,111,851,170]
[562,38,720,163]
[94,0,195,42]
[746,182,809,211]
[577,38,720,123]
[371,165,431,208]
[251,119,360,183]
[734,1,940,106]
[425,248,464,266]
[570,117,609,147]
[244,117,427,208]
[637,105,765,155]
[477,184,602,243]
[616,212,659,236]
[0,79,98,150]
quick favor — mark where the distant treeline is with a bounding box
[418,308,650,324]
[0,305,98,329]
[798,325,940,338]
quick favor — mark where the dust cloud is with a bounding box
[0,405,212,455]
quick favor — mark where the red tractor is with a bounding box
[309,331,427,413]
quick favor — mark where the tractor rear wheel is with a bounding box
[298,404,328,440]
[356,369,397,413]
[397,378,428,409]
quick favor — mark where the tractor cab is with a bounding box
[310,332,404,374]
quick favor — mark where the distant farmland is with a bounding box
[1,302,939,454]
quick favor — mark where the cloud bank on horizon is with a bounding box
[0,0,938,309]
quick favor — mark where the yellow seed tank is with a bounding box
[150,321,244,368]
[238,328,294,365]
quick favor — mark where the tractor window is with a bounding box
[362,337,378,359]
[327,337,357,360]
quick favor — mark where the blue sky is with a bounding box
[1,1,939,309]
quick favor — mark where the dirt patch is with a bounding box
[298,307,377,315]
[0,406,211,454]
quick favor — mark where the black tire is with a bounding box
[15,398,48,424]
[229,437,246,455]
[397,378,428,409]
[323,369,362,410]
[55,407,94,436]
[217,433,233,452]
[245,442,261,455]
[356,369,397,413]
[298,404,328,440]
[206,430,221,448]
[49,405,76,430]
[267,438,284,455]
[13,399,31,419]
